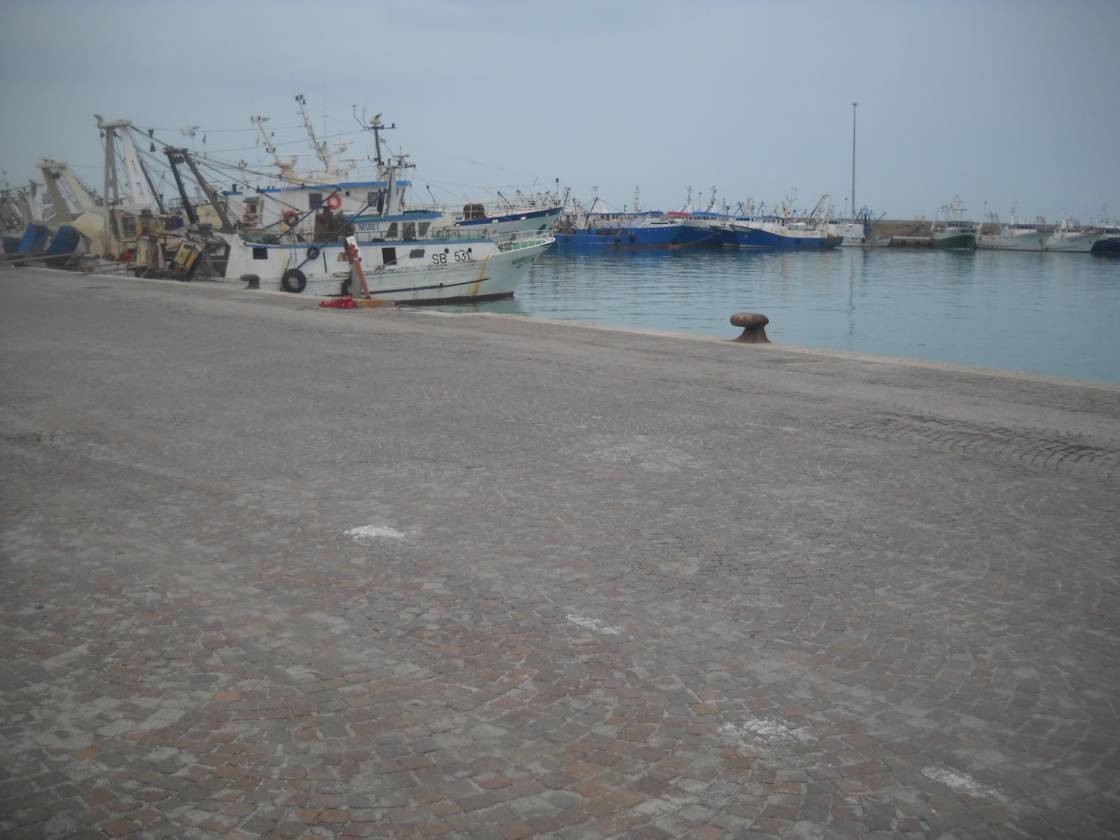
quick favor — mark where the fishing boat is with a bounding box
[931,197,977,249]
[725,218,842,250]
[675,213,732,247]
[223,228,552,302]
[220,148,553,302]
[830,208,891,247]
[1092,223,1120,256]
[666,188,736,248]
[977,211,1047,251]
[724,194,842,251]
[1042,218,1102,253]
[554,190,686,249]
[1094,232,1120,255]
[553,215,683,249]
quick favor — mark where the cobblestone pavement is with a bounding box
[2,268,1119,839]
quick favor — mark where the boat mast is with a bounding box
[368,114,397,176]
[250,115,298,179]
[850,102,858,222]
[295,94,331,174]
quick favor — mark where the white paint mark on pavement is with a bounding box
[921,766,1008,803]
[567,614,621,635]
[345,525,406,542]
[719,717,815,744]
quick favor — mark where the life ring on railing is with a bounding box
[306,245,321,261]
[282,210,299,228]
[281,268,307,294]
[326,194,342,210]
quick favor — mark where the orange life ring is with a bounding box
[326,194,342,210]
[282,209,299,227]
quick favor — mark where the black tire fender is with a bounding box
[281,268,307,294]
[306,245,320,261]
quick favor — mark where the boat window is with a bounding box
[418,222,431,237]
[409,248,425,259]
[385,223,398,239]
[382,247,397,266]
[308,192,323,210]
[252,246,267,260]
[402,222,416,240]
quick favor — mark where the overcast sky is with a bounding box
[2,0,1117,222]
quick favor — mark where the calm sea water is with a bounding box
[442,248,1120,383]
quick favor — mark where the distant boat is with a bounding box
[725,218,841,250]
[553,214,685,249]
[1092,224,1120,256]
[454,202,563,238]
[931,197,977,250]
[1042,218,1102,253]
[977,212,1047,251]
[830,208,891,247]
[554,192,687,249]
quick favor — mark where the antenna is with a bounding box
[368,113,397,170]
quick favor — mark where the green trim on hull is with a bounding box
[931,233,976,250]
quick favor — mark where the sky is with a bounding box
[1,0,1118,222]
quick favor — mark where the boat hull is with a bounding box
[673,224,727,248]
[931,232,977,250]
[977,232,1045,251]
[726,223,841,251]
[1043,233,1100,253]
[553,224,684,249]
[221,235,552,303]
[1092,236,1120,256]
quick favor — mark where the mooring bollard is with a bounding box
[730,312,770,343]
[241,274,260,290]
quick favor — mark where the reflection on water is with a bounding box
[437,248,1120,382]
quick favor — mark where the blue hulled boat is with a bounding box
[725,218,841,250]
[555,190,691,250]
[553,215,684,249]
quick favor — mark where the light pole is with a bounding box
[850,102,858,222]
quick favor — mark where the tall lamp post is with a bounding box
[850,101,858,222]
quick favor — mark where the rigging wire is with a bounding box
[139,124,304,134]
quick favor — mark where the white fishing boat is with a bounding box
[220,148,553,302]
[830,210,891,247]
[1043,218,1102,253]
[977,212,1046,251]
[223,228,552,303]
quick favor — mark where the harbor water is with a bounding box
[443,248,1120,384]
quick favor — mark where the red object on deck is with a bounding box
[346,239,370,297]
[319,296,356,309]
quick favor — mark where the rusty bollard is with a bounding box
[730,312,770,343]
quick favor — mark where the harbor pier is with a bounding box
[2,268,1119,839]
